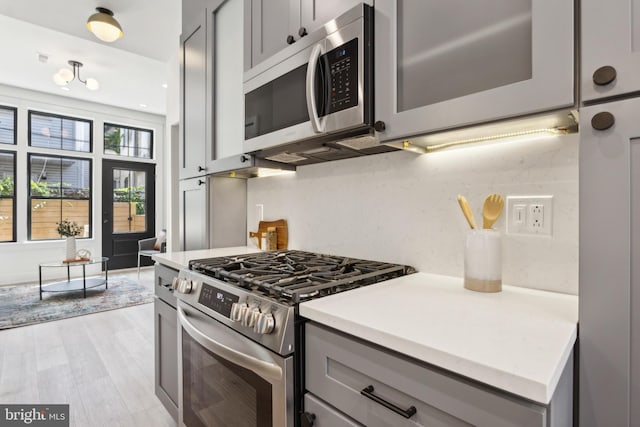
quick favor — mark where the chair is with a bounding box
[138,229,166,277]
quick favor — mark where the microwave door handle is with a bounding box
[306,43,325,133]
[178,305,283,381]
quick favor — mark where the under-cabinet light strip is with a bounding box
[423,127,568,153]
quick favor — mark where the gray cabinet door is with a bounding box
[178,177,209,251]
[580,99,640,427]
[375,0,574,142]
[210,0,245,165]
[248,0,298,70]
[299,0,363,39]
[179,15,208,179]
[581,0,640,102]
[154,298,179,422]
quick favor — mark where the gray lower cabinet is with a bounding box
[304,393,363,427]
[154,263,179,422]
[305,322,573,427]
[579,98,640,426]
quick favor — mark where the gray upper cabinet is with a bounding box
[178,177,209,251]
[582,0,640,102]
[244,0,362,71]
[374,0,574,143]
[579,98,640,427]
[211,0,245,162]
[180,12,208,180]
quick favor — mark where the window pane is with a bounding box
[0,151,15,197]
[29,154,91,240]
[104,123,152,159]
[0,151,15,242]
[0,199,13,242]
[113,169,146,233]
[0,107,16,145]
[30,112,91,152]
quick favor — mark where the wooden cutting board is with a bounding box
[249,219,288,250]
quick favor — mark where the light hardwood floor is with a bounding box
[0,267,177,427]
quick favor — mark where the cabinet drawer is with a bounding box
[305,323,546,427]
[304,393,362,427]
[155,264,178,308]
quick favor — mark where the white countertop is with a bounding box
[152,246,261,270]
[299,272,578,404]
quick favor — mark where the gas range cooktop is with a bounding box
[189,250,416,304]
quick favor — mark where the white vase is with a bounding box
[65,236,76,260]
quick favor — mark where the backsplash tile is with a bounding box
[247,134,578,295]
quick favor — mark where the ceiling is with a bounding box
[0,0,181,115]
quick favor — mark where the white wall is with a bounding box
[247,133,579,295]
[165,48,180,252]
[0,84,165,285]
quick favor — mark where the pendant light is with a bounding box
[53,60,100,91]
[86,7,123,42]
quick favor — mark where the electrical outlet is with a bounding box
[506,196,553,236]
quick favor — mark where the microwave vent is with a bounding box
[265,152,308,164]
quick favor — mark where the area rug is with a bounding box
[0,276,154,329]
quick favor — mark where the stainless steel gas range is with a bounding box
[172,250,415,427]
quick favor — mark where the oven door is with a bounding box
[177,301,294,427]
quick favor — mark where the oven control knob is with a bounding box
[171,277,180,290]
[242,306,260,327]
[254,312,275,334]
[230,303,248,322]
[175,279,193,294]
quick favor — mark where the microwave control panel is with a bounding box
[326,37,358,114]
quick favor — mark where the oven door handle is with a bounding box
[306,43,326,133]
[178,305,284,381]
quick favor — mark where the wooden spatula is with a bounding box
[457,195,477,229]
[482,193,504,229]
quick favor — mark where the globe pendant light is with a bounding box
[87,7,123,42]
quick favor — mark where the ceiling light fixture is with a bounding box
[86,7,123,42]
[53,60,100,91]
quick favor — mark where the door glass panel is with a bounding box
[182,329,273,427]
[397,0,532,112]
[112,168,146,233]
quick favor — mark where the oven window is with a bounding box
[182,330,273,427]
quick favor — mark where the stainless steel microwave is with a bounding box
[243,4,381,164]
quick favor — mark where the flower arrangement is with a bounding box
[57,219,82,238]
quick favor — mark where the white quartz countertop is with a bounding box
[299,272,578,404]
[152,246,261,270]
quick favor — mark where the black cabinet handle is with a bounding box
[287,35,295,44]
[240,155,250,163]
[198,166,206,172]
[591,112,615,131]
[593,65,617,86]
[374,121,386,132]
[298,27,308,37]
[360,385,417,419]
[300,412,315,427]
[198,179,205,186]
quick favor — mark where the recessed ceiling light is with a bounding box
[139,103,147,108]
[161,83,168,89]
[60,87,70,91]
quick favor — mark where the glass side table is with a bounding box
[39,257,109,300]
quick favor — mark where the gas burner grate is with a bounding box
[190,250,415,304]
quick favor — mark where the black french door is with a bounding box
[102,159,156,270]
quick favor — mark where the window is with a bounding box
[0,106,17,145]
[0,151,16,242]
[28,154,91,240]
[104,123,153,159]
[29,111,92,152]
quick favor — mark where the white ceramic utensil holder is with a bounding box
[464,229,502,292]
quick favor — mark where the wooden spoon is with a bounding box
[457,195,477,229]
[482,193,504,229]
